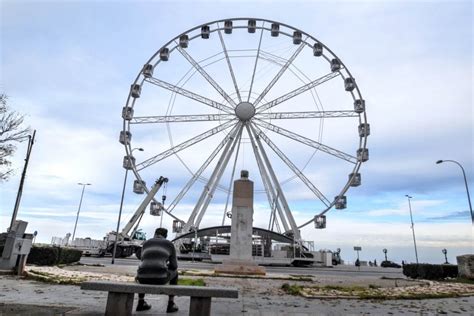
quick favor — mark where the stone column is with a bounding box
[215,171,266,275]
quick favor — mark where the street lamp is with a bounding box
[112,147,144,264]
[436,160,473,224]
[406,195,419,264]
[383,248,388,261]
[442,248,449,264]
[71,183,91,242]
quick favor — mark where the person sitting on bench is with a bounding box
[136,227,179,313]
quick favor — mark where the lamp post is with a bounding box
[71,183,91,243]
[383,248,388,261]
[406,195,419,264]
[436,160,473,224]
[112,147,144,264]
[442,248,449,264]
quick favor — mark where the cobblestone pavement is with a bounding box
[0,265,473,315]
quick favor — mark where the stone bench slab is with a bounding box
[81,281,239,298]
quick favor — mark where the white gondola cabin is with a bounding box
[172,220,183,233]
[330,59,341,72]
[354,99,365,113]
[358,123,370,137]
[201,25,210,39]
[133,180,146,194]
[313,42,323,56]
[130,83,141,98]
[150,201,163,216]
[224,20,233,34]
[335,195,347,209]
[160,48,169,61]
[349,172,361,187]
[179,35,189,48]
[119,131,131,145]
[122,106,134,120]
[122,155,135,170]
[271,23,279,37]
[143,64,154,78]
[344,77,356,91]
[293,31,302,44]
[357,148,369,162]
[314,215,326,229]
[248,19,256,33]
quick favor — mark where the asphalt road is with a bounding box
[80,256,404,278]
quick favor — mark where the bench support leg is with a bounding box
[189,297,211,316]
[105,292,134,316]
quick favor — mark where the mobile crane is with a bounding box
[94,176,168,258]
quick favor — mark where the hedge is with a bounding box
[27,246,82,266]
[403,263,458,280]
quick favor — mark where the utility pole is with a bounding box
[406,195,419,264]
[9,130,36,232]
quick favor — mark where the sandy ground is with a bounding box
[0,264,473,315]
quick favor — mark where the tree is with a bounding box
[0,94,31,181]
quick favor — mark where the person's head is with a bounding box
[154,227,168,239]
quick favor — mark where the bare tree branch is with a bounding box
[0,94,31,181]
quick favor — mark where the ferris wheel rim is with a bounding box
[121,17,369,233]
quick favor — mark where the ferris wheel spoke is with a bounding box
[247,23,265,102]
[145,77,234,114]
[246,124,291,233]
[136,120,237,171]
[254,119,357,164]
[131,113,235,124]
[255,110,359,120]
[253,39,306,107]
[177,46,238,108]
[217,27,242,103]
[250,123,331,206]
[255,71,340,113]
[166,123,241,214]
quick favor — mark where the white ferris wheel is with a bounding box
[120,18,369,242]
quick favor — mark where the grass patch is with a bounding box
[27,270,87,285]
[368,284,380,289]
[177,278,206,286]
[281,283,303,295]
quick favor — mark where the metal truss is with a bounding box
[177,46,237,108]
[256,72,340,113]
[251,124,331,206]
[136,120,236,171]
[254,119,357,164]
[131,113,234,124]
[255,110,358,120]
[217,26,242,103]
[146,77,234,114]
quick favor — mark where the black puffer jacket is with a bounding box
[137,236,178,280]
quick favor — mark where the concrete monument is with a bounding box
[215,170,266,275]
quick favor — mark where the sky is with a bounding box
[1,0,472,265]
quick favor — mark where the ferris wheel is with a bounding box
[120,18,369,242]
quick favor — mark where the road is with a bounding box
[80,256,404,278]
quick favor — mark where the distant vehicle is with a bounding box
[332,248,342,265]
[381,260,401,268]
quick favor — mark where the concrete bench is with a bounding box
[81,281,239,316]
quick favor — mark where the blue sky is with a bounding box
[1,0,472,264]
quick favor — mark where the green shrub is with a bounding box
[403,263,458,280]
[26,246,82,266]
[58,248,82,264]
[27,246,59,266]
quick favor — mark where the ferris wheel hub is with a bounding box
[235,101,256,121]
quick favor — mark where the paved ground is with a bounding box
[0,261,473,315]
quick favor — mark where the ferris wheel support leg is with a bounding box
[246,124,291,233]
[194,125,244,228]
[248,124,301,242]
[182,124,242,232]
